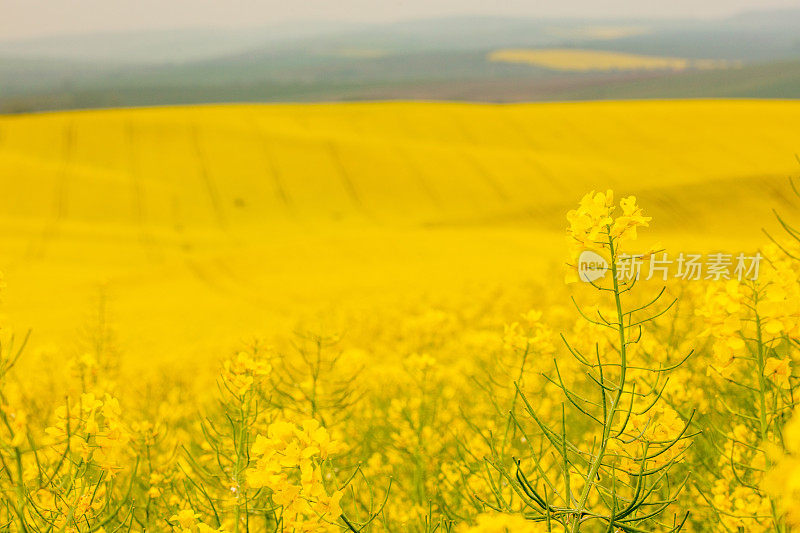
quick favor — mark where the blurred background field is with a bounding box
[2,8,800,112]
[0,100,798,375]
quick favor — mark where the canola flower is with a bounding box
[565,189,653,283]
[691,237,800,532]
[0,188,798,532]
[765,409,800,527]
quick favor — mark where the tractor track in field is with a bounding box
[394,144,443,211]
[245,114,295,216]
[552,114,616,184]
[182,256,264,307]
[163,154,263,308]
[291,111,374,221]
[609,114,705,176]
[501,113,541,152]
[189,122,228,231]
[326,140,374,221]
[462,151,510,203]
[126,120,163,263]
[446,109,512,203]
[387,108,445,211]
[27,119,75,260]
[169,193,265,308]
[500,113,563,187]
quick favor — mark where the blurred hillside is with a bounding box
[1,9,800,112]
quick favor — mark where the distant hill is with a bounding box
[1,9,799,112]
[555,60,800,100]
[0,22,364,63]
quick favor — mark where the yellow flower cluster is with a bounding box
[247,419,345,531]
[45,392,131,475]
[0,382,27,447]
[707,424,773,532]
[221,350,272,397]
[608,403,688,473]
[503,310,556,357]
[696,280,745,375]
[758,243,800,339]
[35,480,108,532]
[765,409,800,526]
[566,190,651,255]
[169,509,227,533]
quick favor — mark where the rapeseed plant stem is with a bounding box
[570,233,628,533]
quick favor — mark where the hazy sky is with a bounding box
[3,0,800,41]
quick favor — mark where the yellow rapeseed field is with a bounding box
[488,49,732,71]
[0,100,799,531]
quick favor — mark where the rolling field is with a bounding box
[1,100,800,531]
[487,49,732,71]
[0,101,796,364]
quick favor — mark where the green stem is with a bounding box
[752,294,784,533]
[570,235,627,533]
